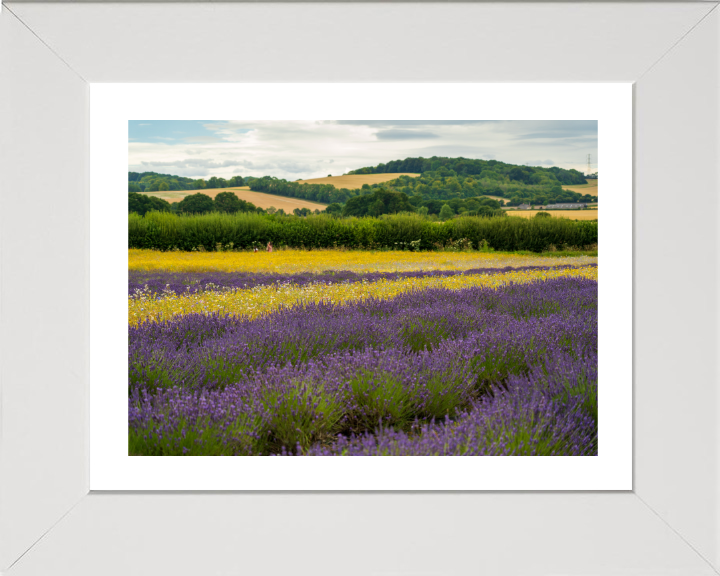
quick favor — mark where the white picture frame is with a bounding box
[1,2,718,575]
[92,84,630,491]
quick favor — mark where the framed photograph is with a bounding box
[1,2,718,575]
[94,84,628,490]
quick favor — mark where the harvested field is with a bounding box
[507,210,598,220]
[563,179,599,196]
[296,173,420,189]
[142,187,327,212]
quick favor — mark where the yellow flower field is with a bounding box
[129,264,598,326]
[129,248,597,275]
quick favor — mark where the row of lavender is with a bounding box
[129,276,598,456]
[129,263,596,296]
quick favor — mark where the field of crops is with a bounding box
[141,187,327,211]
[562,179,599,196]
[507,210,599,220]
[296,173,420,189]
[129,249,598,456]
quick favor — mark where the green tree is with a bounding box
[369,199,385,217]
[535,211,551,218]
[177,193,215,214]
[128,182,142,193]
[214,191,246,213]
[325,203,342,217]
[342,188,416,218]
[128,193,172,216]
[439,204,455,221]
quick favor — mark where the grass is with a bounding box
[296,173,420,189]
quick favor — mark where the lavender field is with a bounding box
[129,250,598,456]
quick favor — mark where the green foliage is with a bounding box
[128,171,244,193]
[535,211,552,218]
[128,193,172,216]
[249,176,349,204]
[128,155,597,215]
[176,193,215,214]
[214,191,258,214]
[325,203,343,216]
[439,204,455,221]
[342,188,415,217]
[129,211,597,253]
[348,155,588,185]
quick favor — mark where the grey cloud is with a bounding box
[275,161,314,174]
[337,120,488,127]
[183,136,225,144]
[141,159,245,169]
[418,145,492,157]
[519,132,596,140]
[526,159,555,166]
[376,130,440,140]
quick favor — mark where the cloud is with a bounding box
[275,161,314,174]
[526,159,556,166]
[141,159,245,169]
[129,120,598,180]
[520,132,595,140]
[336,120,488,127]
[418,145,492,157]
[376,130,440,140]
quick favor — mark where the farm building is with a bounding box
[517,204,532,210]
[545,203,586,210]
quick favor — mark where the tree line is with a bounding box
[128,171,245,193]
[129,155,596,219]
[349,156,588,185]
[330,188,506,220]
[129,211,598,253]
[129,191,261,216]
[132,187,517,221]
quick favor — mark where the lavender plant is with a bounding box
[129,277,598,456]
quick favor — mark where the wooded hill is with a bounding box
[347,157,595,206]
[129,156,597,211]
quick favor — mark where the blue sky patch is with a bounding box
[128,120,249,144]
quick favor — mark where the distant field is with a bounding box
[508,209,598,221]
[296,173,420,189]
[563,179,599,196]
[141,187,327,212]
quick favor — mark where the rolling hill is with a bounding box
[141,187,327,212]
[296,173,420,189]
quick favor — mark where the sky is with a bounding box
[128,120,598,181]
